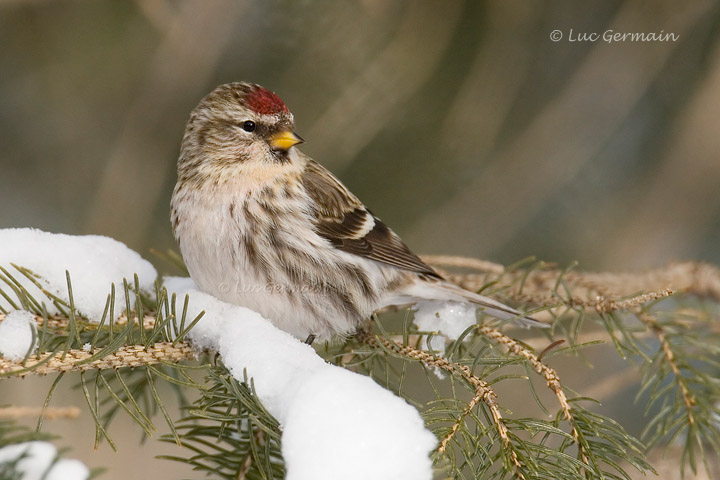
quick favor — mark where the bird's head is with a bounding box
[178,82,304,181]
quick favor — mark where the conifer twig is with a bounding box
[237,429,265,480]
[639,312,696,418]
[0,313,157,330]
[0,342,195,377]
[0,406,80,420]
[424,255,718,305]
[356,327,526,478]
[477,324,590,467]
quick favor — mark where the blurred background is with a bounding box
[2,0,720,478]
[2,0,720,272]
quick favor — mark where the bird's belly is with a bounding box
[189,249,363,340]
[174,190,368,340]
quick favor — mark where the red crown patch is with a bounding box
[245,86,289,115]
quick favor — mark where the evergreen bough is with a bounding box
[0,255,719,479]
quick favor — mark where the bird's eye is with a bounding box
[242,120,256,132]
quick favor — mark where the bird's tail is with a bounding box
[388,278,547,328]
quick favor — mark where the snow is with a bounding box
[282,368,435,480]
[0,441,89,480]
[0,228,439,479]
[0,310,37,361]
[165,278,438,480]
[45,459,90,480]
[168,281,326,420]
[0,228,157,322]
[413,300,479,353]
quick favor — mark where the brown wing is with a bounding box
[301,158,440,278]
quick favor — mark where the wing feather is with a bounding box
[301,158,440,278]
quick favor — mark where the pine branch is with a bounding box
[0,342,194,377]
[351,317,653,479]
[356,326,525,476]
[423,256,720,307]
[636,309,720,475]
[0,257,718,478]
[476,325,591,468]
[0,407,80,420]
[158,367,285,479]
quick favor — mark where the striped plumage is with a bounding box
[171,82,542,341]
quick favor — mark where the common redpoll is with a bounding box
[171,82,543,342]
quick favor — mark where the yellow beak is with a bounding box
[269,131,304,151]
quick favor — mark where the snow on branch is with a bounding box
[0,229,157,321]
[0,229,718,478]
[164,280,438,480]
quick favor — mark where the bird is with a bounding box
[170,82,544,342]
